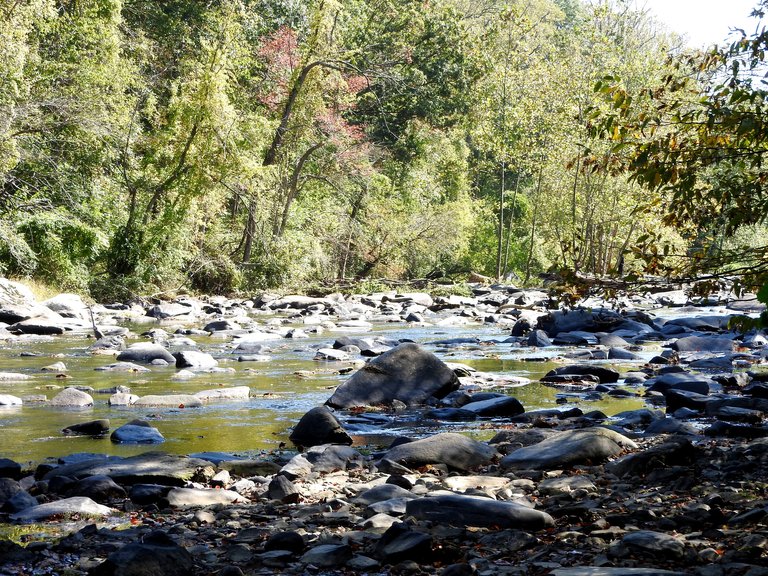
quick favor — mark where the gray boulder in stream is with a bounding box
[289,406,352,448]
[406,494,554,530]
[117,343,175,364]
[378,432,497,471]
[325,342,459,408]
[501,427,637,470]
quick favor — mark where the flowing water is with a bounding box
[0,317,657,465]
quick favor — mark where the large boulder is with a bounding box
[669,335,735,353]
[116,343,175,364]
[289,406,352,448]
[501,427,637,470]
[11,496,114,522]
[44,453,214,486]
[326,343,459,408]
[538,308,626,336]
[172,350,218,369]
[406,494,554,530]
[50,387,94,407]
[110,420,165,444]
[378,432,498,472]
[543,365,620,384]
[42,293,89,320]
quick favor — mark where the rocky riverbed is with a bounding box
[1,277,768,575]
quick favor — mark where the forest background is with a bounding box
[2,0,767,300]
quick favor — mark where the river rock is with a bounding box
[552,570,686,576]
[173,350,218,369]
[527,329,552,347]
[543,365,620,384]
[108,393,139,406]
[11,496,114,522]
[50,387,93,407]
[110,420,164,444]
[354,484,418,506]
[166,487,246,507]
[45,453,214,485]
[647,372,716,396]
[670,335,735,352]
[300,544,353,568]
[0,478,22,506]
[89,335,126,352]
[133,394,202,408]
[42,293,89,319]
[378,432,498,472]
[267,475,299,502]
[62,420,110,436]
[461,395,525,417]
[194,386,250,402]
[116,343,175,364]
[147,302,195,319]
[501,427,637,470]
[0,372,32,381]
[289,406,352,448]
[611,530,686,560]
[265,531,305,553]
[203,319,241,332]
[0,394,22,406]
[89,531,193,576]
[69,474,127,502]
[0,458,21,480]
[326,342,459,408]
[96,362,150,372]
[374,523,432,564]
[539,308,626,336]
[406,494,554,530]
[606,437,696,478]
[9,317,70,335]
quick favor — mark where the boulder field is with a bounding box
[1,279,768,574]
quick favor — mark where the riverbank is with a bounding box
[1,277,767,574]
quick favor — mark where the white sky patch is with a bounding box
[640,0,762,47]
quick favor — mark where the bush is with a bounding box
[188,252,242,295]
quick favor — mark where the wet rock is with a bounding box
[663,389,712,413]
[423,407,478,421]
[527,330,552,347]
[194,386,250,402]
[379,432,497,472]
[326,342,459,408]
[96,362,150,373]
[50,387,94,407]
[647,372,715,395]
[543,365,620,384]
[461,395,525,417]
[133,394,202,408]
[62,420,110,436]
[501,427,636,470]
[116,343,175,364]
[11,496,114,522]
[645,417,698,435]
[173,350,218,369]
[406,494,554,530]
[88,531,193,576]
[0,458,22,480]
[289,406,352,448]
[704,421,768,438]
[110,420,165,444]
[670,335,735,353]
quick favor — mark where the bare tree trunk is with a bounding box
[502,175,520,277]
[524,166,543,284]
[496,161,505,280]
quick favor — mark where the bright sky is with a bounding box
[640,0,762,47]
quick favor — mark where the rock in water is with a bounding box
[289,406,352,448]
[116,343,175,364]
[50,387,94,407]
[111,420,164,444]
[406,494,554,530]
[11,496,114,522]
[378,432,497,471]
[501,427,637,470]
[325,342,459,408]
[62,420,110,436]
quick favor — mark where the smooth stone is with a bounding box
[326,342,459,408]
[108,393,139,406]
[166,487,246,507]
[0,372,32,381]
[194,386,250,402]
[116,343,175,364]
[133,394,202,408]
[501,427,637,470]
[616,530,686,559]
[289,406,352,448]
[110,420,165,444]
[380,432,498,472]
[49,387,94,407]
[11,496,114,522]
[264,531,305,553]
[173,350,218,369]
[62,419,110,436]
[314,348,351,361]
[300,544,352,567]
[303,444,364,473]
[0,394,22,406]
[551,569,687,576]
[0,458,22,480]
[670,335,734,353]
[374,523,432,564]
[461,395,524,417]
[407,494,554,530]
[354,484,418,505]
[95,362,150,373]
[68,475,127,502]
[543,365,620,384]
